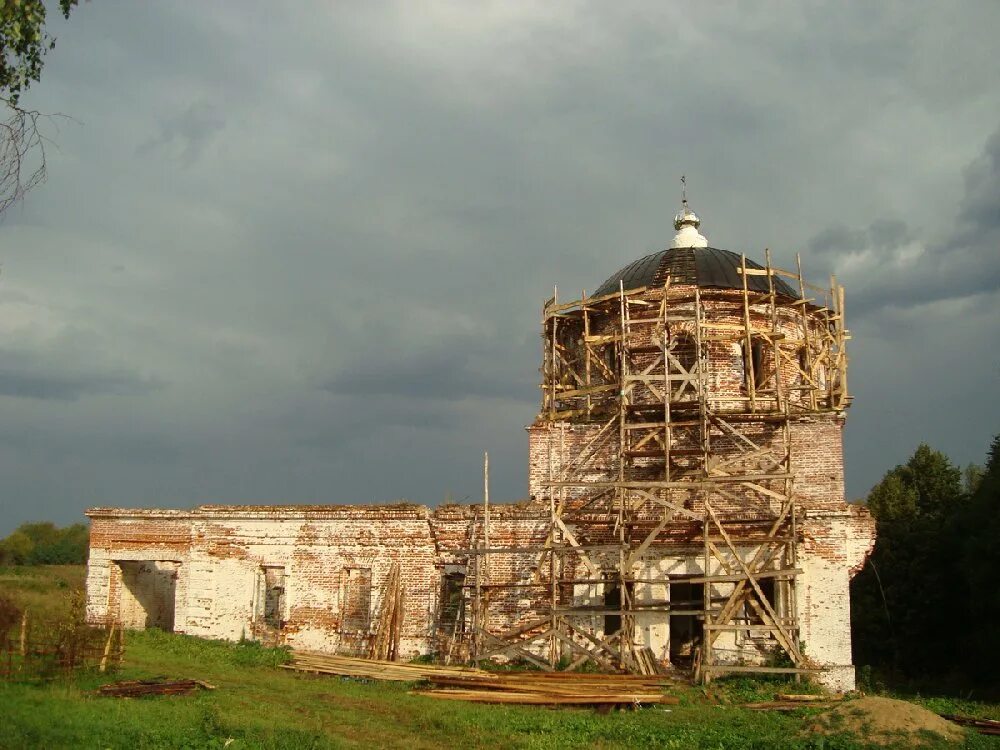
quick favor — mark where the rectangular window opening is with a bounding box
[439,571,466,633]
[259,566,286,629]
[603,575,634,637]
[742,337,768,391]
[747,577,778,626]
[669,578,704,666]
[341,568,372,633]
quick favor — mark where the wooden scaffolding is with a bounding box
[466,253,849,680]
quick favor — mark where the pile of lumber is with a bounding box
[97,678,215,697]
[283,651,489,681]
[285,651,676,706]
[631,647,661,676]
[940,714,1000,737]
[742,693,840,711]
[369,562,405,661]
[415,672,678,706]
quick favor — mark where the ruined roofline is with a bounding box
[86,499,544,522]
[86,503,431,521]
[544,283,833,321]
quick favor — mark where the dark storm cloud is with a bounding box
[958,127,1000,231]
[808,124,1000,318]
[137,100,227,165]
[0,367,154,401]
[1,1,999,532]
[324,334,534,402]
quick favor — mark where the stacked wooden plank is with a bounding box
[283,651,490,681]
[97,678,215,697]
[369,562,405,661]
[633,647,660,676]
[940,714,1000,737]
[285,651,676,706]
[415,672,678,706]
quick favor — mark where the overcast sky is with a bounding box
[1,1,998,533]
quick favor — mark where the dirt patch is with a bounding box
[808,697,965,747]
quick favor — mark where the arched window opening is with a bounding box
[602,573,634,636]
[671,332,698,375]
[439,570,466,633]
[603,344,618,382]
[745,577,778,627]
[741,338,767,391]
[797,346,809,380]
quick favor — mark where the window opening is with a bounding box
[603,575,633,636]
[604,344,618,381]
[742,337,767,390]
[669,578,704,665]
[747,577,778,626]
[258,566,285,629]
[439,571,466,632]
[341,568,372,633]
[672,333,697,374]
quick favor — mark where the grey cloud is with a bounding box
[808,226,870,256]
[0,368,155,401]
[297,396,461,449]
[867,219,911,250]
[324,335,535,403]
[0,348,161,402]
[808,124,1000,318]
[137,100,226,164]
[957,127,1000,231]
[2,1,999,532]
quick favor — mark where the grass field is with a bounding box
[1,566,997,750]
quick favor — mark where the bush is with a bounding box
[0,522,89,566]
[0,594,22,642]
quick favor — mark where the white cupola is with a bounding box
[671,199,708,248]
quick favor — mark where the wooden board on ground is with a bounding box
[284,651,491,682]
[414,688,680,706]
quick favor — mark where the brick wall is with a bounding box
[84,280,873,690]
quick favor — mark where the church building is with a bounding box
[86,198,875,691]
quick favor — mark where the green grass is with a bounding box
[0,565,85,621]
[1,566,998,750]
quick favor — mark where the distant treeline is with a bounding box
[0,522,88,566]
[851,434,1000,693]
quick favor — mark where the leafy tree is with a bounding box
[1,0,81,214]
[851,436,1000,693]
[963,461,985,495]
[851,443,967,679]
[905,443,963,516]
[865,472,918,520]
[0,521,88,565]
[957,435,1000,682]
[0,529,34,564]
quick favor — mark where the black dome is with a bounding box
[594,247,799,298]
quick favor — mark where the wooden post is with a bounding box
[393,580,404,662]
[740,254,756,412]
[582,289,592,419]
[837,283,848,407]
[99,621,116,673]
[18,610,27,673]
[18,610,27,657]
[702,512,711,683]
[471,506,481,661]
[550,286,558,419]
[483,451,490,587]
[547,415,559,669]
[765,248,783,412]
[795,253,816,411]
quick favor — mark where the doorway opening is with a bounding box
[669,578,704,666]
[603,576,634,637]
[117,560,178,631]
